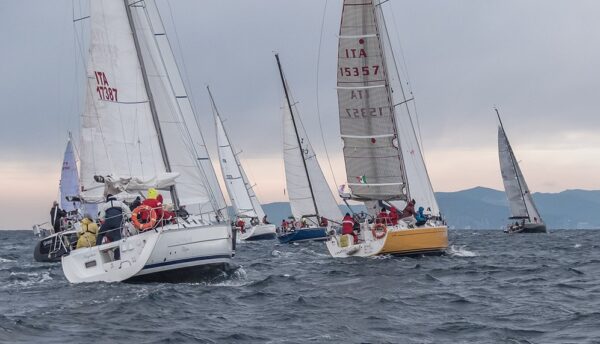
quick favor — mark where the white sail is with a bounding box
[59,140,80,212]
[336,0,408,202]
[215,111,265,220]
[80,0,168,204]
[498,125,542,222]
[282,101,342,222]
[127,0,226,217]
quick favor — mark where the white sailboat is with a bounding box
[210,88,277,241]
[496,109,546,233]
[61,0,233,283]
[275,54,343,244]
[33,138,81,262]
[326,0,448,258]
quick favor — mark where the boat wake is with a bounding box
[448,245,478,257]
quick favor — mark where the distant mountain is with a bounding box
[263,187,600,229]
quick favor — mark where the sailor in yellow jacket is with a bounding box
[76,216,99,249]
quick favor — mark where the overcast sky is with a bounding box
[1,0,599,228]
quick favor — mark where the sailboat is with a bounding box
[210,88,277,241]
[60,0,233,283]
[275,54,343,244]
[496,109,546,233]
[326,0,448,257]
[33,138,81,262]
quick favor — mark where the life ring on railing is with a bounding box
[131,205,157,232]
[371,223,387,240]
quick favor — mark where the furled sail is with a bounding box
[127,0,226,217]
[337,0,408,202]
[215,109,265,220]
[79,0,168,204]
[59,140,80,212]
[498,125,542,222]
[282,100,342,222]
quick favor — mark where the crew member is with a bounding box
[141,188,164,226]
[97,194,131,259]
[342,213,358,244]
[415,207,427,226]
[50,201,67,233]
[236,218,246,233]
[389,207,399,226]
[76,215,99,249]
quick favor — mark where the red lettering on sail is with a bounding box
[94,71,118,102]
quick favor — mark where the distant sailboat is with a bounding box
[496,109,546,233]
[275,54,342,244]
[33,138,81,262]
[210,87,277,241]
[326,0,448,257]
[61,0,233,283]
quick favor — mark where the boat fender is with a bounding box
[131,205,158,232]
[371,223,387,240]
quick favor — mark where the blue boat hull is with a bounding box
[277,227,327,244]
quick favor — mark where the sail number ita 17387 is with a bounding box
[94,71,118,102]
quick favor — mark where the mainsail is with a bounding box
[80,0,225,219]
[337,0,408,202]
[212,90,266,220]
[276,55,342,222]
[59,139,80,212]
[497,113,542,222]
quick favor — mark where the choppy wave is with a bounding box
[1,229,599,343]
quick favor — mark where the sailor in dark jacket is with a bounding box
[96,195,131,259]
[50,201,67,233]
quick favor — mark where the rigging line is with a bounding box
[315,0,340,191]
[387,2,424,148]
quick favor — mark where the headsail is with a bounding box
[497,112,542,222]
[277,55,342,222]
[337,0,408,202]
[59,139,80,212]
[212,90,266,220]
[80,0,168,204]
[128,0,226,217]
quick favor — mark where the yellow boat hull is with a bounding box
[379,226,448,255]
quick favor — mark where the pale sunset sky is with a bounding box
[1,0,599,228]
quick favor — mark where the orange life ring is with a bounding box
[371,223,387,239]
[131,205,158,232]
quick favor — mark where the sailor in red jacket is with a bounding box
[342,213,358,243]
[377,208,390,225]
[389,207,399,226]
[236,218,246,233]
[141,188,164,226]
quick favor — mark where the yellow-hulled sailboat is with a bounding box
[326,0,448,258]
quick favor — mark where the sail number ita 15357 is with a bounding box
[94,71,118,102]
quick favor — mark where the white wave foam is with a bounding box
[449,245,478,257]
[0,257,15,263]
[574,243,582,248]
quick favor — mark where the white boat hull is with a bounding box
[239,224,277,241]
[62,216,234,283]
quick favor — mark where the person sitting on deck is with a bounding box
[281,219,289,232]
[141,188,164,227]
[319,217,328,227]
[415,207,427,226]
[400,199,417,226]
[342,213,358,244]
[156,194,176,224]
[236,218,246,233]
[262,215,270,225]
[389,207,399,226]
[377,208,390,225]
[76,215,99,249]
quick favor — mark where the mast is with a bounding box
[496,108,530,220]
[123,0,179,207]
[275,53,320,218]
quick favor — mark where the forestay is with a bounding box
[80,0,168,204]
[498,126,542,222]
[337,0,408,202]
[128,0,226,217]
[282,103,341,222]
[215,111,265,220]
[59,140,80,212]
